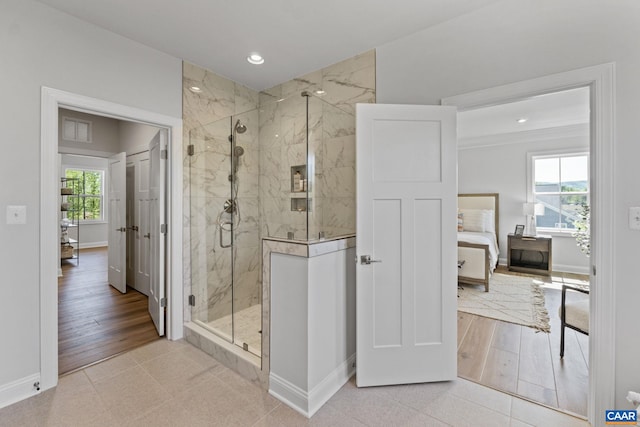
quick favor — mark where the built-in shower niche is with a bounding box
[291,196,310,212]
[291,165,310,212]
[290,165,307,193]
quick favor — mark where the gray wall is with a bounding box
[0,0,181,391]
[58,109,119,156]
[458,131,590,274]
[58,110,161,248]
[376,0,640,407]
[118,120,161,155]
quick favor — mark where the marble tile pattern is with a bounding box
[182,51,375,380]
[0,338,590,427]
[184,62,262,328]
[258,50,374,241]
[206,304,262,356]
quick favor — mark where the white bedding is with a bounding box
[457,231,499,272]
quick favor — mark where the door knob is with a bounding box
[128,225,139,231]
[360,255,382,265]
[143,233,151,239]
[116,227,126,232]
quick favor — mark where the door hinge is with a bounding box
[188,295,195,306]
[187,145,195,156]
[592,265,596,276]
[161,224,167,234]
[160,149,168,159]
[160,297,167,308]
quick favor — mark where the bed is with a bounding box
[457,193,500,292]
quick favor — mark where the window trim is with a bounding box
[526,148,590,234]
[64,167,106,223]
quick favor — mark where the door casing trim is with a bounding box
[442,62,615,424]
[40,87,184,391]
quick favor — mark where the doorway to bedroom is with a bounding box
[454,86,591,418]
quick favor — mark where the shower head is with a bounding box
[234,120,247,134]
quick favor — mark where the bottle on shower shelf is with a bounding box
[293,171,301,192]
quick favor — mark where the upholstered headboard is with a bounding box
[458,193,500,246]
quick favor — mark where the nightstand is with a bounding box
[507,234,552,275]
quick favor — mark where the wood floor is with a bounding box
[58,247,160,375]
[457,268,589,417]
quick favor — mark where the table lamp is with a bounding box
[523,202,545,236]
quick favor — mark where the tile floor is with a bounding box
[0,339,590,427]
[206,304,262,356]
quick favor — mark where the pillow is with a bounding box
[459,209,486,232]
[457,212,464,232]
[483,210,495,234]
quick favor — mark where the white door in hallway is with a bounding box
[108,152,127,293]
[148,130,166,336]
[128,151,151,296]
[356,103,458,387]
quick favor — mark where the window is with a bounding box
[65,168,104,221]
[532,153,589,231]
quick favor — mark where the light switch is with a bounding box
[6,205,26,225]
[630,207,640,230]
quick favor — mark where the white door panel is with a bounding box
[148,130,166,336]
[136,153,150,295]
[356,103,457,387]
[108,152,127,294]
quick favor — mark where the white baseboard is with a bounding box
[497,258,589,275]
[269,353,356,418]
[308,353,356,417]
[552,263,590,275]
[269,374,310,417]
[0,374,40,410]
[80,241,107,249]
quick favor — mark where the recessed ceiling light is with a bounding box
[247,53,264,65]
[189,86,202,93]
[315,90,326,95]
[517,118,528,123]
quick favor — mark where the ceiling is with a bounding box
[34,0,499,90]
[33,0,589,134]
[458,87,590,141]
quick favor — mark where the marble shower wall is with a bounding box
[182,50,375,324]
[183,63,261,324]
[259,50,375,240]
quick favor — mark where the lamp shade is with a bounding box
[522,202,535,216]
[523,202,545,216]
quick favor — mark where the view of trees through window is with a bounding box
[65,169,103,221]
[533,154,589,230]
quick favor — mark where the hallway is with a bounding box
[58,247,159,375]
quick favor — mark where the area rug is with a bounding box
[458,273,550,332]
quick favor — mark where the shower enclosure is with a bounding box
[188,92,355,360]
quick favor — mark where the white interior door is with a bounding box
[148,130,166,336]
[108,152,127,293]
[126,164,135,287]
[356,103,458,387]
[129,152,150,296]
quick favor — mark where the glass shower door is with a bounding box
[189,109,262,358]
[229,108,261,356]
[189,117,234,342]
